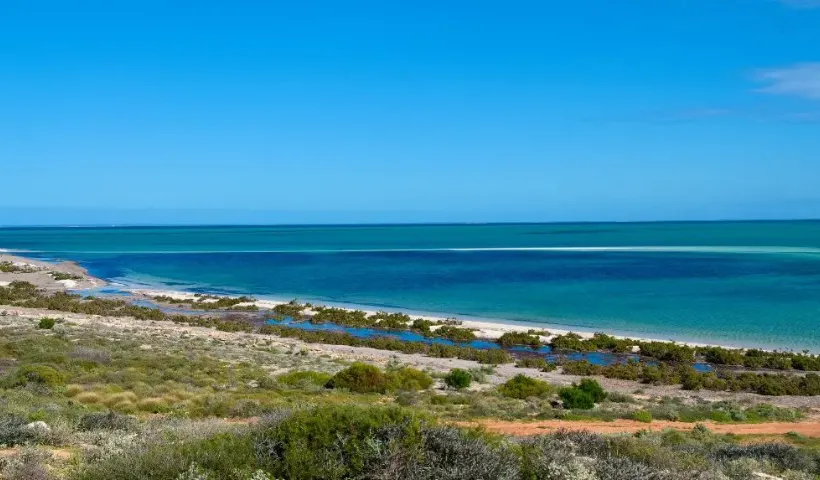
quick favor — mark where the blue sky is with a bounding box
[1,0,819,225]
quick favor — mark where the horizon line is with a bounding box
[2,218,820,229]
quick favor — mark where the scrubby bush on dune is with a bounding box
[559,387,595,409]
[444,368,472,390]
[498,374,552,399]
[37,318,56,329]
[387,366,434,391]
[558,378,607,410]
[325,362,389,393]
[577,378,607,402]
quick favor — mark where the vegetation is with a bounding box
[0,261,39,273]
[497,331,542,348]
[562,359,820,396]
[37,317,57,329]
[550,332,820,371]
[66,407,820,479]
[632,409,653,423]
[558,379,607,410]
[0,300,817,480]
[51,271,83,281]
[497,374,552,399]
[152,293,259,311]
[261,324,512,364]
[3,282,819,398]
[444,368,473,389]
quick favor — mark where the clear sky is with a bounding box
[1,0,819,225]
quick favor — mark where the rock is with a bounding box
[630,345,640,353]
[138,344,153,350]
[25,421,51,433]
[247,380,260,388]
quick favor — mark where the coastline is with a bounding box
[0,249,796,352]
[125,287,742,351]
[0,252,105,291]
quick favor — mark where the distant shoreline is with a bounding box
[3,247,815,353]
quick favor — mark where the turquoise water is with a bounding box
[1,222,819,351]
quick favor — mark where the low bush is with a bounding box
[498,374,551,399]
[325,363,389,393]
[37,318,56,329]
[577,378,607,402]
[434,325,477,342]
[276,370,332,388]
[12,364,67,387]
[388,367,434,391]
[77,411,136,431]
[559,387,595,409]
[444,369,472,390]
[0,414,35,447]
[254,405,429,480]
[497,332,542,348]
[632,410,653,423]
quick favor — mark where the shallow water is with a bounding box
[267,316,713,371]
[3,221,820,351]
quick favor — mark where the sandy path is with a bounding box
[460,419,820,437]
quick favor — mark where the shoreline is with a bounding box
[0,249,802,353]
[125,287,744,351]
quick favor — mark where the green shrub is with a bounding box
[277,370,332,388]
[444,369,472,390]
[497,332,542,348]
[434,325,477,342]
[37,317,57,329]
[388,367,434,391]
[632,410,653,423]
[577,378,607,402]
[254,405,428,480]
[72,430,259,479]
[559,387,595,409]
[498,374,551,399]
[325,363,389,393]
[12,364,67,387]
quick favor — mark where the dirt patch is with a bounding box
[0,447,73,460]
[460,419,820,437]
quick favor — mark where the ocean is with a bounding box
[1,221,819,351]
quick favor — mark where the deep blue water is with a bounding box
[1,222,819,351]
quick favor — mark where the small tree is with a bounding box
[444,369,472,390]
[559,387,595,409]
[578,378,607,402]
